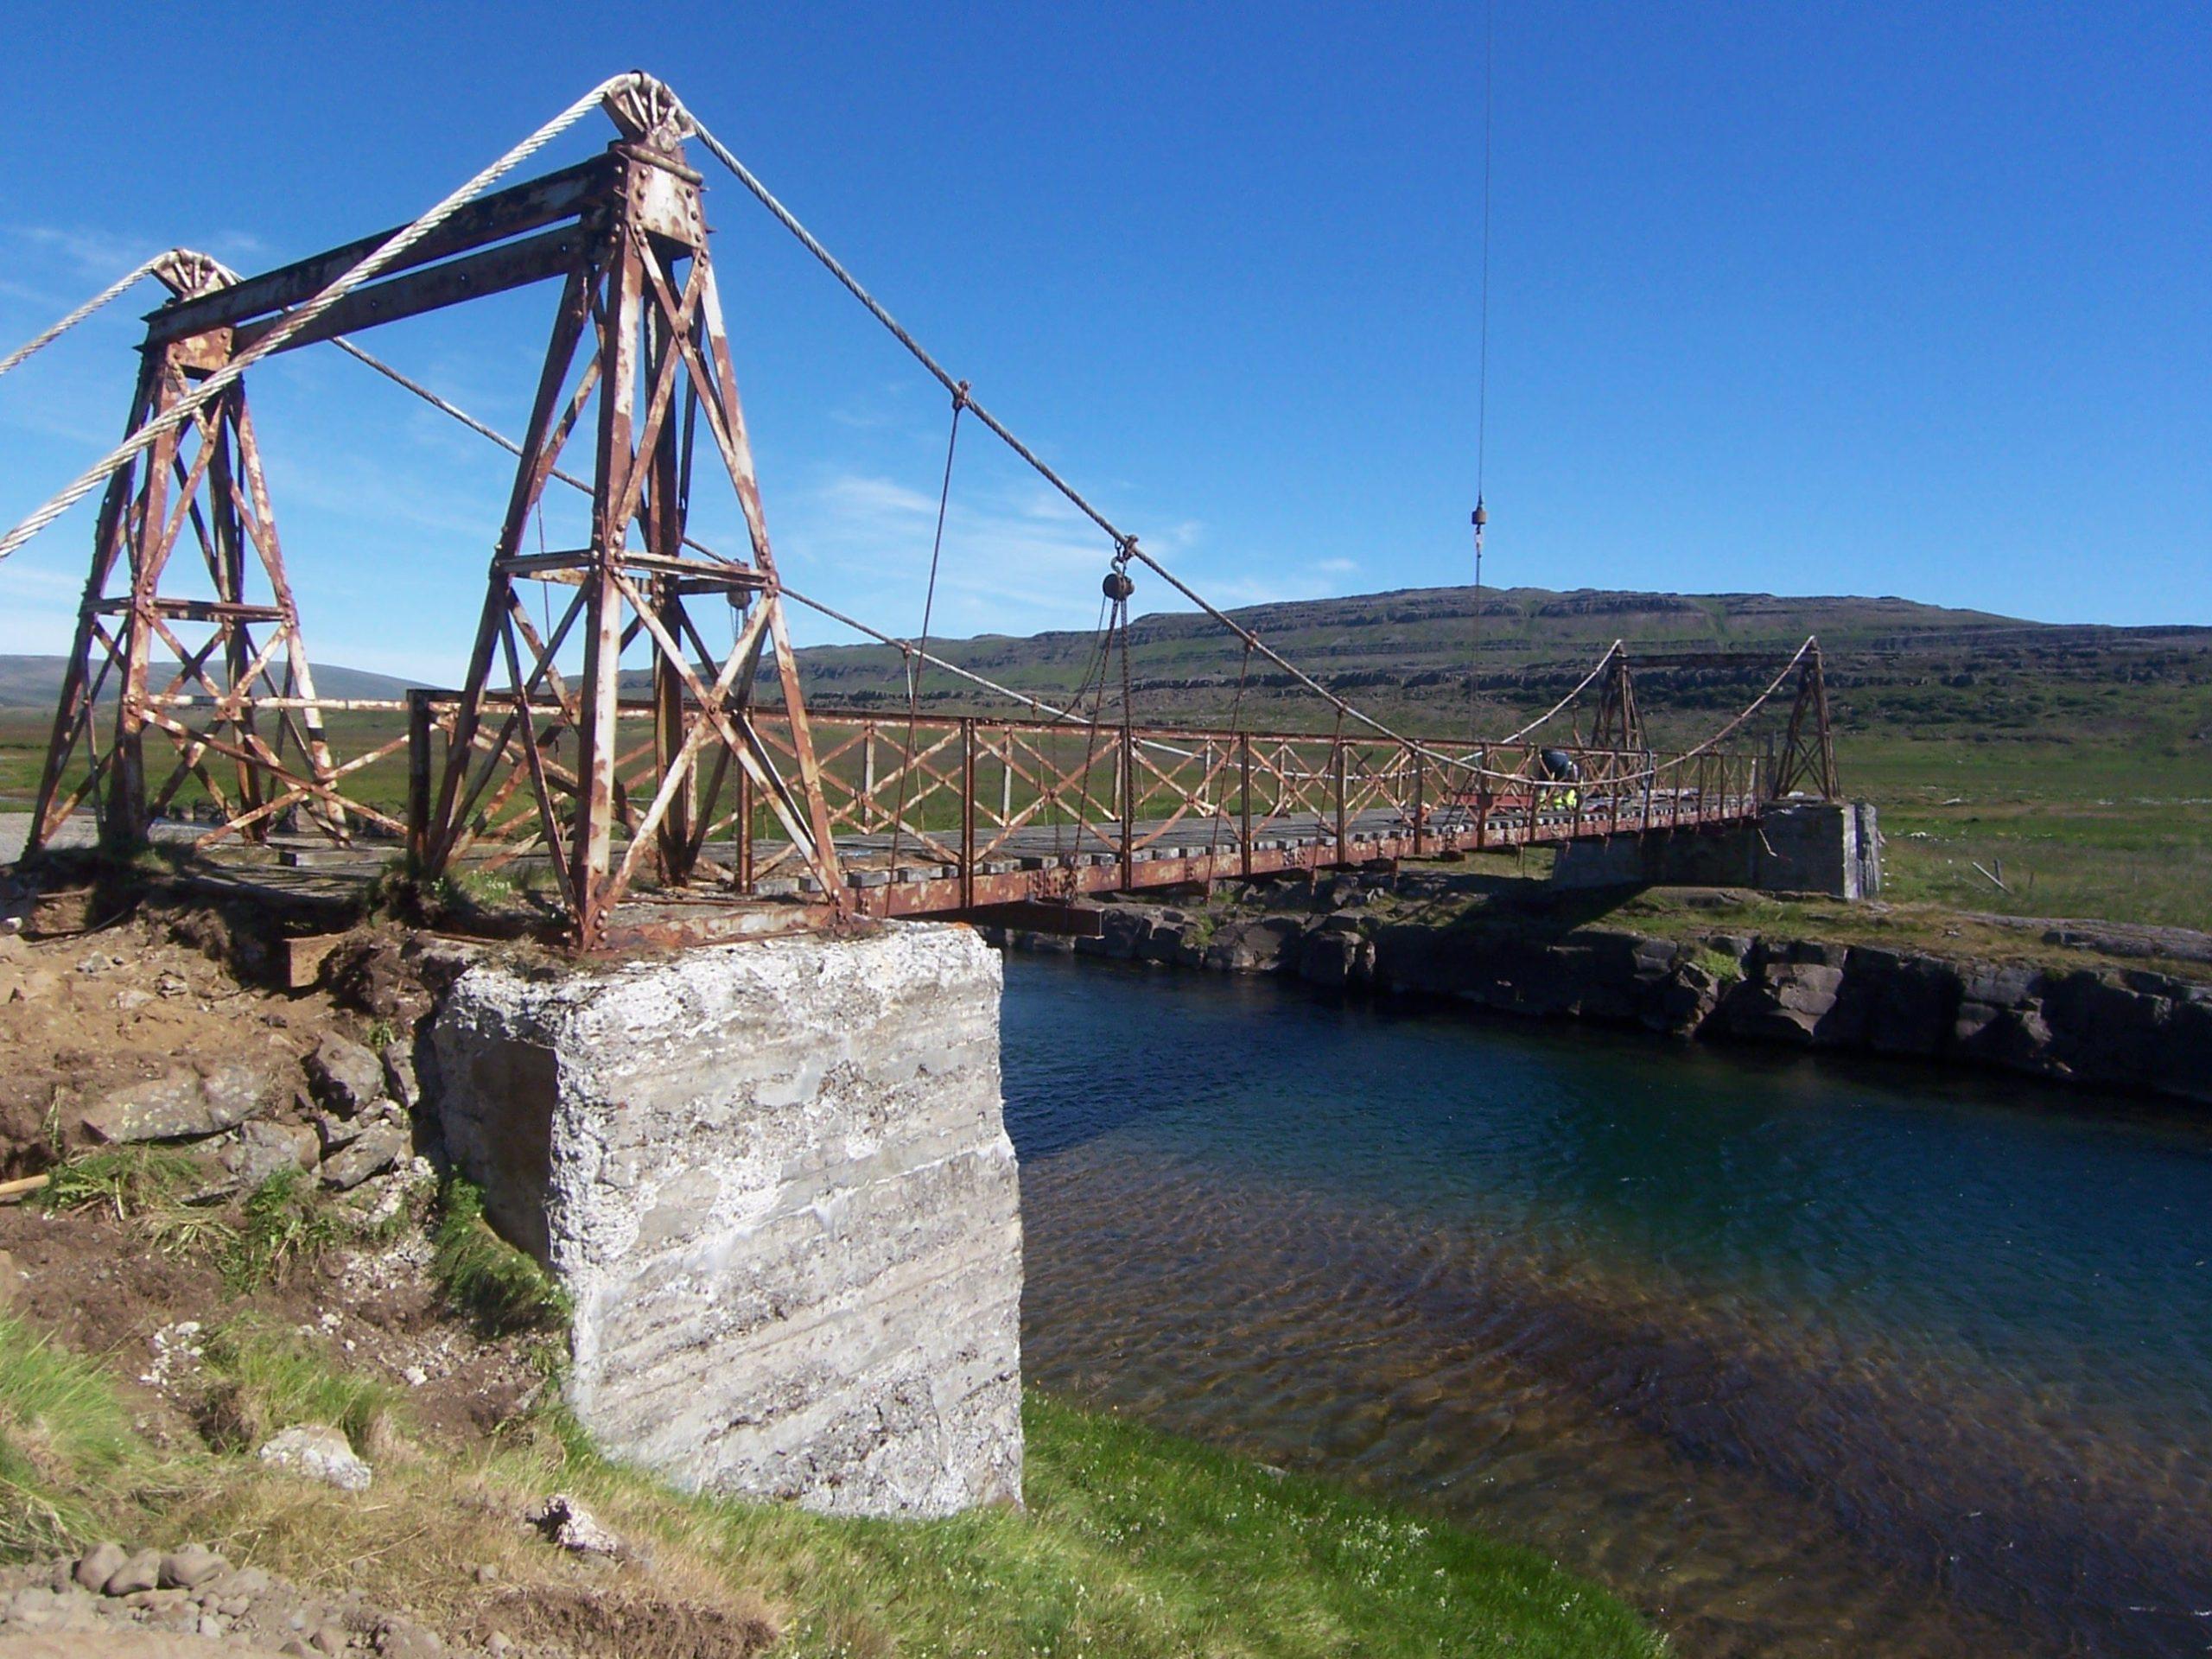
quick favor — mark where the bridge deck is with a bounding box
[775,789,1764,918]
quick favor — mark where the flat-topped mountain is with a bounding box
[0,656,417,710]
[785,586,2212,747]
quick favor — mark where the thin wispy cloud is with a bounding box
[779,465,1217,644]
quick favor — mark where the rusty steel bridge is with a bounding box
[3,74,1839,950]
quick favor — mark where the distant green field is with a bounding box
[1839,734,2211,931]
[6,584,2204,932]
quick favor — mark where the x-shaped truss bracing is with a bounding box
[30,256,355,855]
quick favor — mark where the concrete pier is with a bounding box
[1551,801,1883,899]
[427,922,1022,1517]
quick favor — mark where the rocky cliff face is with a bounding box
[994,887,2212,1107]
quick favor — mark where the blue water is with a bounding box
[1001,954,2212,1657]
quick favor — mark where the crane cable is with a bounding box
[1467,0,1496,740]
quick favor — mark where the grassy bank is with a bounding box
[1836,733,2211,931]
[0,1310,1661,1657]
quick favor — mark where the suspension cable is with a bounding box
[350,308,1655,786]
[673,99,1475,766]
[1649,637,1816,776]
[0,73,649,563]
[341,327,1771,790]
[1493,639,1621,745]
[0,252,176,380]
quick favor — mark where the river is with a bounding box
[1002,953,2212,1657]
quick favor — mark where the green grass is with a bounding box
[43,1153,359,1290]
[0,1313,151,1556]
[1840,733,2212,931]
[572,1394,1665,1657]
[194,1319,403,1458]
[1689,946,1744,984]
[223,1168,350,1292]
[0,1312,1663,1658]
[430,1178,571,1341]
[41,1145,200,1220]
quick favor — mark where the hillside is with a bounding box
[0,656,417,709]
[788,585,2212,750]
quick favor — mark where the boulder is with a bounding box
[1093,906,1151,960]
[158,1544,226,1590]
[525,1494,623,1556]
[1203,916,1302,974]
[101,1549,162,1596]
[1721,958,1845,1044]
[82,1064,276,1144]
[73,1543,125,1593]
[2158,992,2212,1103]
[1298,924,1374,988]
[319,1122,408,1191]
[1135,910,1192,965]
[223,1121,318,1189]
[1648,960,1726,1036]
[2051,973,2179,1090]
[379,1042,421,1113]
[305,1034,385,1118]
[257,1424,372,1492]
[1834,949,1958,1057]
[1953,998,2057,1072]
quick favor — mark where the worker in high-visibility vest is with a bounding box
[1539,747,1581,817]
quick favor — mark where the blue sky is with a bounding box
[0,2,2205,679]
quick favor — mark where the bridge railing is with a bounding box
[763,709,1766,905]
[396,694,1765,912]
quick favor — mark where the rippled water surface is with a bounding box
[1001,955,2212,1657]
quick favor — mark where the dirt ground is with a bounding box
[0,882,780,1658]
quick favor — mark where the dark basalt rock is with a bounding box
[1006,894,2212,1109]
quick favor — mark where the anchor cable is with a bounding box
[0,252,176,381]
[0,72,652,563]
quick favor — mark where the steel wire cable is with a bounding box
[673,99,1506,776]
[3,75,1796,804]
[0,252,176,380]
[0,72,649,563]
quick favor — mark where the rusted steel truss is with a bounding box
[1769,639,1840,802]
[1587,645,1645,758]
[29,252,368,855]
[412,96,843,949]
[31,88,846,950]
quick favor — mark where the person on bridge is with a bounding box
[1539,747,1581,816]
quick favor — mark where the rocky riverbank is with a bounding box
[982,872,2212,1106]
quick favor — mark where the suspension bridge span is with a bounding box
[0,74,1840,950]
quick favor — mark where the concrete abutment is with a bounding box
[1551,801,1882,899]
[426,922,1023,1518]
